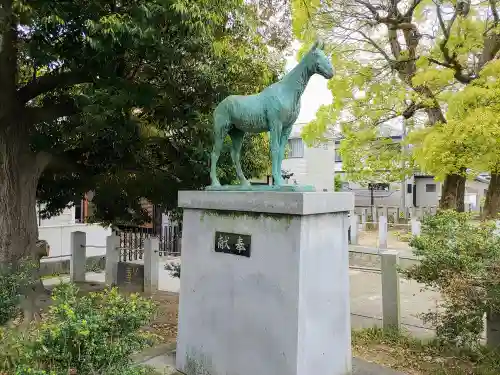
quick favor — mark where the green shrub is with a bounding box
[2,283,157,375]
[0,260,37,326]
[402,210,500,347]
[164,262,181,278]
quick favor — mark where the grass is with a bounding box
[353,327,500,375]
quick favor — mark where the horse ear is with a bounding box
[312,39,320,50]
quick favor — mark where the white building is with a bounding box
[281,127,336,191]
[282,126,486,211]
[37,202,111,259]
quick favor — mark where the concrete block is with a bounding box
[178,191,354,215]
[144,237,160,294]
[379,216,388,249]
[350,214,359,245]
[176,191,353,375]
[411,219,421,236]
[105,235,120,287]
[70,231,86,283]
[381,250,401,330]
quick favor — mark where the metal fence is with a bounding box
[114,223,182,262]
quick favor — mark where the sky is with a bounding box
[284,42,333,129]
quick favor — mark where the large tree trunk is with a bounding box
[483,173,500,220]
[439,173,466,212]
[0,127,46,264]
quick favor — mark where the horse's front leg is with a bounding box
[277,125,293,185]
[269,120,283,186]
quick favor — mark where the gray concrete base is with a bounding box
[177,191,353,375]
[136,348,407,375]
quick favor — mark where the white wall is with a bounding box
[282,138,335,191]
[39,223,112,258]
[414,178,441,208]
[37,205,76,226]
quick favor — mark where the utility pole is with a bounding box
[400,120,407,216]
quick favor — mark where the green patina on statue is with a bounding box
[208,40,334,191]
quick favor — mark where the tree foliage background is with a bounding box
[292,0,500,212]
[0,0,288,260]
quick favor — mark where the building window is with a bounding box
[407,184,412,193]
[368,183,389,191]
[426,184,436,193]
[287,138,304,158]
[334,149,342,162]
[74,200,84,223]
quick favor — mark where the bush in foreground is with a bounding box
[402,210,500,347]
[0,282,157,375]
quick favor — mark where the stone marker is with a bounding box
[379,215,388,249]
[411,218,421,236]
[176,191,354,375]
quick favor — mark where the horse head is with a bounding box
[307,39,334,79]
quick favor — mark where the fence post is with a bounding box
[379,215,388,249]
[105,234,120,287]
[373,206,378,222]
[361,209,367,231]
[382,206,389,220]
[350,214,359,245]
[70,231,86,283]
[411,218,421,236]
[144,237,159,295]
[381,250,401,330]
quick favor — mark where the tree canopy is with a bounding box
[292,0,500,210]
[0,0,284,261]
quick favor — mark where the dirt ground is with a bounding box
[145,291,179,344]
[357,228,412,250]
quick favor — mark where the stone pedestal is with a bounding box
[176,191,354,375]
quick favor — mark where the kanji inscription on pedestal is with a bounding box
[214,231,251,257]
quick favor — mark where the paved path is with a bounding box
[350,268,439,339]
[137,346,407,375]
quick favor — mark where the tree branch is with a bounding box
[17,70,92,104]
[0,0,17,116]
[404,0,423,18]
[353,0,402,25]
[336,24,395,65]
[434,3,474,83]
[477,0,500,71]
[490,0,499,23]
[24,100,79,125]
[35,151,53,174]
[402,101,425,119]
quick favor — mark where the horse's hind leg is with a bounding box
[229,128,249,186]
[210,112,230,187]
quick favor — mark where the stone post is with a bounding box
[361,208,367,231]
[144,237,159,295]
[176,191,353,375]
[350,214,359,245]
[379,215,388,249]
[373,206,378,223]
[411,218,421,236]
[382,206,389,220]
[381,250,401,330]
[70,231,86,283]
[105,234,120,287]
